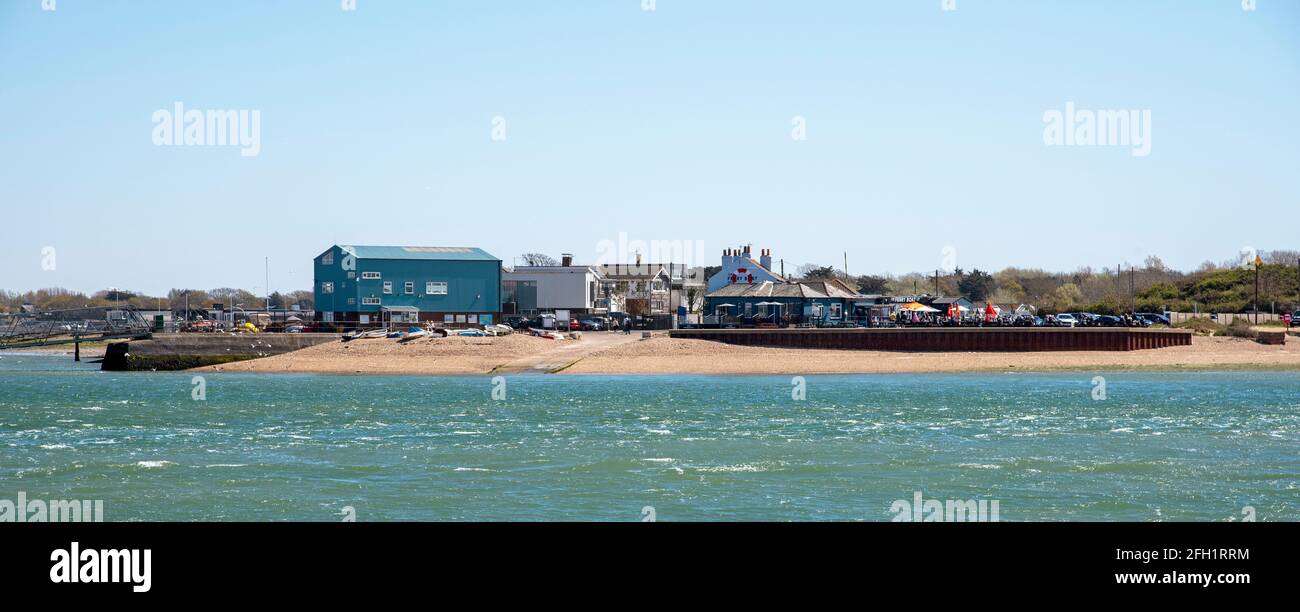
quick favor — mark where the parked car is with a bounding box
[1053,313,1078,327]
[1092,315,1124,327]
[1135,312,1170,326]
[1071,312,1101,326]
[504,316,529,330]
[568,318,581,331]
[578,317,605,331]
[284,325,304,333]
[1012,314,1044,327]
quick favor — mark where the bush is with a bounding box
[1226,319,1257,339]
[1173,316,1226,335]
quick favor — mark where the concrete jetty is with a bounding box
[101,333,339,371]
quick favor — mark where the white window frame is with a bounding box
[426,281,447,295]
[321,281,334,294]
[830,303,843,319]
[362,297,381,306]
[361,271,381,280]
[321,252,334,266]
[383,281,393,294]
[404,281,415,295]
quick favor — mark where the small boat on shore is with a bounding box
[343,329,389,341]
[399,328,429,343]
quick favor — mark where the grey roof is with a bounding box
[506,265,601,275]
[330,245,500,262]
[705,280,865,299]
[598,264,669,280]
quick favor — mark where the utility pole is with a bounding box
[934,270,940,296]
[844,252,848,280]
[1248,253,1258,326]
[265,257,271,312]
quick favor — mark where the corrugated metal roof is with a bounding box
[337,245,500,261]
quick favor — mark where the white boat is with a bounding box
[399,330,429,342]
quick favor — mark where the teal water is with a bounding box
[0,354,1297,521]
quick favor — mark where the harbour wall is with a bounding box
[102,333,339,371]
[669,328,1194,351]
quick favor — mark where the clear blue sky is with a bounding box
[3,0,1297,296]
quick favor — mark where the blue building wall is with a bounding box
[313,245,501,323]
[703,295,857,323]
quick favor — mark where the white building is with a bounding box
[706,245,786,293]
[503,256,604,315]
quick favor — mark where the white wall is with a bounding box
[504,268,597,310]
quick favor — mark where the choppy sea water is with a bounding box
[0,354,1296,521]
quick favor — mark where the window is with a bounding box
[745,303,753,315]
[321,252,334,266]
[347,271,355,279]
[830,303,842,319]
[383,281,393,294]
[347,297,356,305]
[362,297,381,305]
[444,314,455,323]
[361,271,381,280]
[426,281,447,295]
[321,281,334,294]
[404,281,414,294]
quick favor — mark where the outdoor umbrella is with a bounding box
[901,301,940,313]
[754,301,783,319]
[984,303,998,322]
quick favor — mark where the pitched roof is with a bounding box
[598,264,669,280]
[738,258,786,282]
[336,245,499,261]
[705,280,865,299]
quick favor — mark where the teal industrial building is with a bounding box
[313,245,501,327]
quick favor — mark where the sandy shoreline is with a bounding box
[191,332,1300,376]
